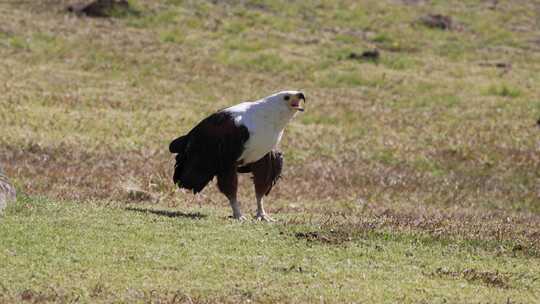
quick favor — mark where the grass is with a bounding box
[2,198,539,303]
[487,84,522,98]
[1,0,540,302]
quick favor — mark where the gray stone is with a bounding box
[0,166,16,214]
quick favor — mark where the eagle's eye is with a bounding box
[284,95,290,101]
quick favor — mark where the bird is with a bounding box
[169,90,305,221]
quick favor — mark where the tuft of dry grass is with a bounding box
[430,267,510,289]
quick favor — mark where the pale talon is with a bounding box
[229,216,247,221]
[255,214,276,222]
[230,213,247,221]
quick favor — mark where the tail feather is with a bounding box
[173,153,216,193]
[170,134,217,193]
[169,135,188,153]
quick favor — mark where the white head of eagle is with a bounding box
[169,90,306,221]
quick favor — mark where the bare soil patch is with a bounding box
[125,207,206,219]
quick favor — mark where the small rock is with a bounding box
[420,14,453,30]
[67,0,131,18]
[20,289,33,301]
[0,166,16,214]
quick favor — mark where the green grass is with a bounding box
[487,84,522,98]
[2,198,539,303]
[1,0,540,302]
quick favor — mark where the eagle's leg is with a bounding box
[251,153,279,222]
[254,194,275,222]
[217,166,245,220]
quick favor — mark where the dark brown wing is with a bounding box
[170,111,250,193]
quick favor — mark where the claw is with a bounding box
[230,214,247,221]
[255,213,276,222]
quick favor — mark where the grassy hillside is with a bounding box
[1,0,539,303]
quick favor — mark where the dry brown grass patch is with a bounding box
[431,267,510,289]
[287,206,540,256]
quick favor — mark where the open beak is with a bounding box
[292,92,306,112]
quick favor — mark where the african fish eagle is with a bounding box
[169,90,306,221]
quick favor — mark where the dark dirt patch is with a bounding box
[67,0,136,18]
[294,230,353,245]
[295,231,329,243]
[125,207,206,219]
[431,267,510,289]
